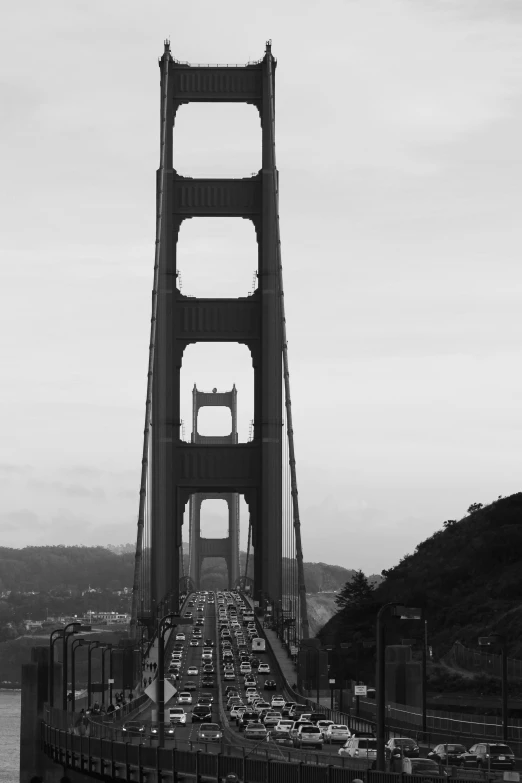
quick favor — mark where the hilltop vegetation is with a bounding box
[320,493,522,664]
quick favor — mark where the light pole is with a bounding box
[87,641,102,707]
[48,629,64,708]
[71,639,86,712]
[376,604,422,771]
[102,645,113,706]
[62,622,82,711]
[479,634,508,741]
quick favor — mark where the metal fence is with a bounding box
[448,642,522,681]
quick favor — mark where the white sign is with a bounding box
[504,773,520,782]
[329,679,336,684]
[108,678,115,684]
[290,646,298,655]
[145,679,177,704]
[354,685,367,696]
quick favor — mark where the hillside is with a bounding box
[320,493,522,660]
[306,593,338,636]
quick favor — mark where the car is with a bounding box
[244,722,268,741]
[183,681,197,691]
[263,711,282,728]
[200,691,214,703]
[288,705,309,718]
[227,696,243,710]
[244,676,257,687]
[325,725,351,744]
[461,743,515,770]
[427,744,467,766]
[225,686,240,696]
[339,737,378,760]
[224,671,236,680]
[387,737,420,760]
[271,695,285,709]
[295,714,313,725]
[317,720,334,737]
[294,725,324,749]
[250,657,260,668]
[204,664,215,673]
[196,619,204,626]
[308,712,326,725]
[204,639,214,646]
[257,663,270,674]
[187,666,199,676]
[122,720,145,736]
[264,680,277,691]
[201,677,215,687]
[168,707,187,724]
[240,664,252,674]
[197,696,213,708]
[175,633,186,641]
[274,719,294,733]
[246,692,260,704]
[402,759,447,777]
[190,639,199,647]
[201,652,213,661]
[192,705,213,722]
[150,722,176,737]
[230,704,246,720]
[196,723,223,742]
[254,700,271,714]
[177,692,192,704]
[239,710,258,731]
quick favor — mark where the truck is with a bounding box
[251,637,266,653]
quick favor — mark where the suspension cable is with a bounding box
[130,41,172,638]
[266,47,309,640]
[244,517,252,588]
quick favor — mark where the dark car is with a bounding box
[427,744,467,766]
[387,737,420,760]
[264,679,277,691]
[202,677,215,687]
[204,639,215,647]
[149,722,175,738]
[239,710,258,731]
[250,657,260,668]
[461,743,515,770]
[122,720,145,736]
[192,705,213,722]
[308,712,325,725]
[183,680,197,691]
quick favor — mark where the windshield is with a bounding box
[395,739,416,746]
[332,726,348,731]
[490,746,513,754]
[445,745,466,753]
[301,726,321,733]
[359,740,377,749]
[412,761,439,771]
[200,723,219,730]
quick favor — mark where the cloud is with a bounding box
[0,510,42,535]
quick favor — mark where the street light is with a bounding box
[62,622,82,711]
[102,644,113,707]
[375,604,422,771]
[479,634,508,741]
[71,639,86,712]
[48,629,64,708]
[87,641,103,706]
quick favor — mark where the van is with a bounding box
[339,737,378,759]
[251,638,266,653]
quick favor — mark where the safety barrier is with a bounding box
[43,720,509,783]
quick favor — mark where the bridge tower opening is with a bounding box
[188,385,240,590]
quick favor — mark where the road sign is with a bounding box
[108,678,115,684]
[145,679,177,704]
[504,773,519,782]
[329,679,336,684]
[354,685,367,696]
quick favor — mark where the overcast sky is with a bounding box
[1,0,521,575]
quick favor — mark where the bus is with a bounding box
[251,637,266,653]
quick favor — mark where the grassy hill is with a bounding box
[320,493,522,660]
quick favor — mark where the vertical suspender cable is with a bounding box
[244,518,252,587]
[130,41,171,639]
[265,49,309,640]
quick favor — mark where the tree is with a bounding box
[467,503,483,514]
[335,570,375,615]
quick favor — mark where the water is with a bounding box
[0,690,20,783]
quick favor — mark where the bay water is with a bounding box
[0,690,20,783]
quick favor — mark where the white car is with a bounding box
[190,640,199,647]
[247,692,260,704]
[317,720,334,737]
[274,720,293,733]
[187,666,199,676]
[177,692,192,704]
[175,633,185,641]
[169,707,187,724]
[258,663,270,674]
[271,696,285,708]
[201,652,213,661]
[230,704,246,719]
[224,671,236,680]
[325,724,351,744]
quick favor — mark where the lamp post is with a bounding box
[102,645,113,707]
[48,629,64,708]
[71,638,86,712]
[87,641,102,707]
[376,604,422,771]
[62,622,81,711]
[479,634,508,741]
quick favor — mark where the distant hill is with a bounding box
[319,493,522,659]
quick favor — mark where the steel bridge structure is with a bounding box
[130,40,309,643]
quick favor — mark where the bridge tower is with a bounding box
[188,385,240,589]
[132,40,309,641]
